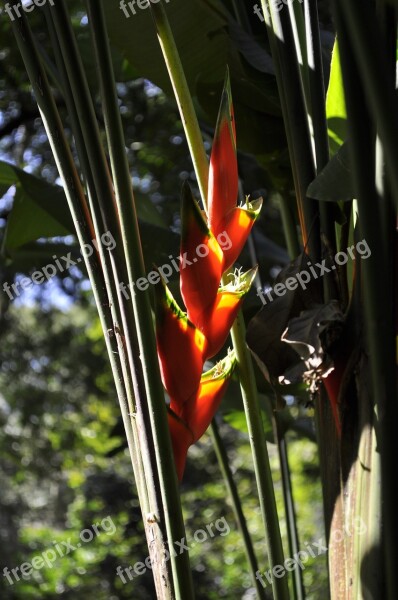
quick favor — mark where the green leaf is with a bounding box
[227,20,274,75]
[326,40,347,155]
[3,242,79,272]
[134,192,168,229]
[1,162,169,262]
[223,407,274,443]
[307,142,354,202]
[0,161,74,251]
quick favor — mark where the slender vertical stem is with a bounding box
[210,421,267,600]
[149,3,209,208]
[43,7,151,513]
[260,0,320,262]
[49,4,162,534]
[278,191,301,259]
[336,0,398,210]
[49,2,148,427]
[230,317,289,600]
[277,432,305,600]
[7,2,142,512]
[303,0,337,301]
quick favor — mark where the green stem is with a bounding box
[210,421,268,600]
[50,0,155,499]
[287,0,310,116]
[278,191,301,259]
[50,1,154,509]
[7,1,142,513]
[43,5,150,516]
[86,3,194,598]
[50,1,145,414]
[261,0,320,262]
[230,316,289,600]
[276,431,305,600]
[149,2,209,209]
[303,0,337,301]
[278,0,336,299]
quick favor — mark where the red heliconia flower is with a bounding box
[208,71,263,271]
[180,181,224,326]
[154,276,207,407]
[155,70,262,482]
[169,351,236,480]
[196,267,258,359]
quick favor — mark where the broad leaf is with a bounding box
[0,161,73,251]
[307,142,354,203]
[0,161,175,274]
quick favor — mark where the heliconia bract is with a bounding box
[155,70,263,480]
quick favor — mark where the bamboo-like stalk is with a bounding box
[229,317,289,600]
[7,1,142,515]
[42,5,150,516]
[85,3,194,597]
[47,1,191,596]
[46,13,145,488]
[302,0,336,300]
[278,190,301,259]
[260,0,320,262]
[49,2,146,416]
[352,381,381,600]
[12,1,186,596]
[149,4,289,599]
[287,0,310,115]
[274,427,305,600]
[271,0,336,297]
[51,0,162,527]
[210,421,268,600]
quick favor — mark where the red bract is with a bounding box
[208,72,262,271]
[217,199,263,271]
[180,181,223,326]
[208,73,238,235]
[169,352,236,480]
[184,352,236,443]
[154,276,207,407]
[198,267,258,359]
